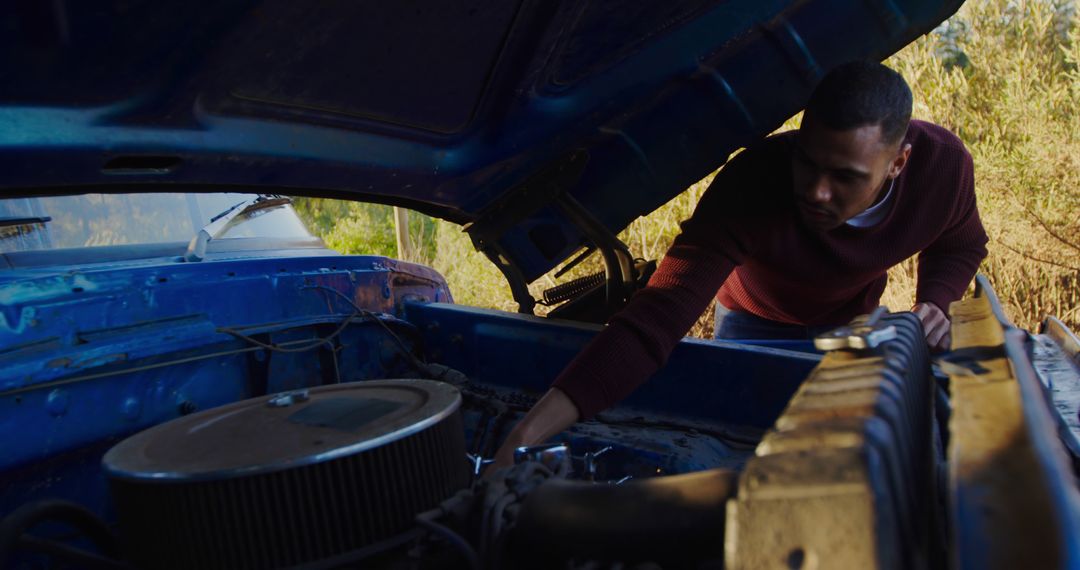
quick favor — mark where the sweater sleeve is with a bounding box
[551,239,738,419]
[550,144,769,419]
[915,148,989,311]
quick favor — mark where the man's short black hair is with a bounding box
[805,61,913,145]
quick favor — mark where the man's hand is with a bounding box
[912,301,951,352]
[488,387,580,474]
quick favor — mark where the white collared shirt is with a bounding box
[846,177,896,228]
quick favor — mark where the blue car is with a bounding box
[2,1,1079,569]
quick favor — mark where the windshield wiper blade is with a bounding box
[0,216,51,227]
[184,195,291,262]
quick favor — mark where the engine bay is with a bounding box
[2,289,803,570]
[3,369,765,570]
[4,259,1077,569]
[0,266,805,569]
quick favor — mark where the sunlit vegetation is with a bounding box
[295,0,1080,334]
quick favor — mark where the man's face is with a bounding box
[791,114,910,231]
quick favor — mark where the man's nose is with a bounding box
[808,176,831,204]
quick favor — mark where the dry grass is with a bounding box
[883,0,1080,330]
[297,0,1080,335]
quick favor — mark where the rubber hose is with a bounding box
[0,499,121,566]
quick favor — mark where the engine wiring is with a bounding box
[415,512,481,570]
[0,285,435,398]
[217,285,424,362]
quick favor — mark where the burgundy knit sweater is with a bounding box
[552,120,989,419]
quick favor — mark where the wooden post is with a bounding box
[393,206,412,261]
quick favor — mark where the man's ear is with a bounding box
[889,143,913,179]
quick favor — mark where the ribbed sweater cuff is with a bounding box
[551,372,608,422]
[552,376,595,421]
[915,283,959,316]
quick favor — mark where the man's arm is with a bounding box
[492,238,738,467]
[549,239,739,418]
[489,143,771,469]
[914,148,989,350]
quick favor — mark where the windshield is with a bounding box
[0,193,312,253]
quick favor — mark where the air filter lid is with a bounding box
[103,379,461,482]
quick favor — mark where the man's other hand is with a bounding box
[912,302,951,352]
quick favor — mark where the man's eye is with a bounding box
[793,153,815,169]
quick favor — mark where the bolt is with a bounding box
[122,397,141,420]
[46,389,69,417]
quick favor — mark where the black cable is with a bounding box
[464,392,509,457]
[0,345,263,398]
[217,285,420,360]
[470,409,494,456]
[292,528,424,570]
[0,500,122,568]
[483,410,513,459]
[416,514,480,570]
[219,285,437,380]
[218,312,359,353]
[486,520,513,570]
[485,494,517,561]
[478,482,509,563]
[301,285,426,365]
[2,285,438,399]
[16,535,130,570]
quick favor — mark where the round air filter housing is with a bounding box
[103,379,468,570]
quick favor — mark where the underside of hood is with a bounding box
[0,0,962,289]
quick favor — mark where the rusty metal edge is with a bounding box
[971,275,1080,569]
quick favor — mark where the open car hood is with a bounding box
[0,0,961,283]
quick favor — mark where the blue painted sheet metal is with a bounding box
[724,339,822,353]
[0,323,430,521]
[2,266,817,525]
[0,255,446,370]
[1,355,249,518]
[0,254,452,524]
[0,255,448,474]
[403,302,820,428]
[0,1,964,280]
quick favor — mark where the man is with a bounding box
[493,61,988,465]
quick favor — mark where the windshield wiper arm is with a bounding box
[184,195,292,262]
